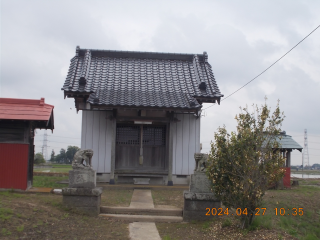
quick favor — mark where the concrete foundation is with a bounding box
[183,191,221,221]
[62,162,102,216]
[62,187,102,216]
[183,168,221,221]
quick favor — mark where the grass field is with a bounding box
[33,164,72,173]
[3,176,318,239]
[155,179,320,240]
[33,176,68,188]
[0,191,128,239]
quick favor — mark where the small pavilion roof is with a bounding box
[0,97,54,130]
[275,131,303,152]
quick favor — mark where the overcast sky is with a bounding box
[1,0,319,166]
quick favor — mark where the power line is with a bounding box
[36,135,80,139]
[49,140,80,144]
[35,140,80,144]
[203,24,320,110]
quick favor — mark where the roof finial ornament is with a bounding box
[203,51,208,62]
[76,46,80,56]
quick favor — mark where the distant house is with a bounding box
[275,131,303,187]
[62,47,223,185]
[0,98,54,190]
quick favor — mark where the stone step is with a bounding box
[100,206,182,216]
[100,213,183,222]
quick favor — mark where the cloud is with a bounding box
[1,0,319,165]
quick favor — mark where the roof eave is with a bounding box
[63,90,93,99]
[89,103,201,113]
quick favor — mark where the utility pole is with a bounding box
[302,129,309,170]
[42,131,48,161]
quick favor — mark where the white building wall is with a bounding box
[81,111,200,177]
[81,110,112,173]
[172,114,200,175]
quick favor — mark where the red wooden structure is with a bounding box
[0,143,29,190]
[282,167,291,188]
[277,131,302,188]
[0,98,54,190]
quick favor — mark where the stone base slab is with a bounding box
[62,187,102,196]
[183,191,221,221]
[62,187,102,216]
[133,178,150,185]
[69,169,96,188]
[184,191,219,201]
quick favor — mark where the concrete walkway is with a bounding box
[129,222,161,240]
[129,189,154,208]
[128,189,161,240]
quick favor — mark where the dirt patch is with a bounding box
[0,191,129,239]
[101,189,133,207]
[294,177,320,186]
[157,217,297,240]
[152,189,184,208]
[153,186,320,239]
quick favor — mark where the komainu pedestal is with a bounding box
[62,149,102,216]
[62,187,102,216]
[183,153,221,221]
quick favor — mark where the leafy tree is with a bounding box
[207,100,286,228]
[59,148,67,164]
[54,148,66,164]
[66,146,80,163]
[34,152,46,164]
[54,153,61,163]
[50,149,55,162]
[312,163,320,169]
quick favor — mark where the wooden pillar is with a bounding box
[167,119,173,186]
[139,125,143,165]
[109,119,116,184]
[282,151,286,167]
[286,150,291,167]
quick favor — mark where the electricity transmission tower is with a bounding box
[302,129,309,170]
[41,131,48,161]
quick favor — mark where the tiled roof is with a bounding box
[62,47,223,109]
[0,98,54,130]
[264,132,303,152]
[275,132,303,152]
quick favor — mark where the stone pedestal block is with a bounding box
[62,187,102,216]
[133,178,150,185]
[183,191,221,221]
[189,172,212,193]
[69,169,96,188]
[183,153,221,221]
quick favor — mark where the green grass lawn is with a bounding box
[32,176,68,188]
[51,164,73,168]
[33,164,72,173]
[153,185,320,240]
[235,185,320,239]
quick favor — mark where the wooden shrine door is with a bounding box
[115,124,166,171]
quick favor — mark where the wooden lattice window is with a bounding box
[116,125,140,145]
[143,126,166,146]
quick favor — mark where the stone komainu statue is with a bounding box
[72,149,94,169]
[194,153,209,172]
